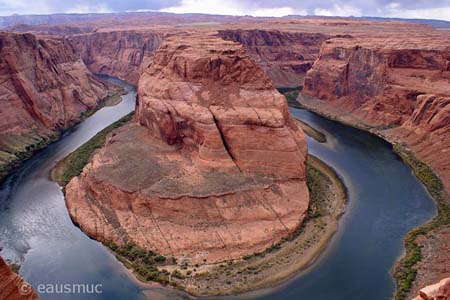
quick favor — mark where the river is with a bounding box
[0,77,436,300]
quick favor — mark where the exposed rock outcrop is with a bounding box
[0,31,113,181]
[414,277,450,300]
[218,29,330,87]
[69,30,162,84]
[303,36,450,192]
[0,257,38,300]
[66,33,309,264]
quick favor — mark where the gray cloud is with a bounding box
[0,0,449,20]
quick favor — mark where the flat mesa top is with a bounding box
[159,33,244,56]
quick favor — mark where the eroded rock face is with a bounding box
[218,29,330,87]
[0,31,112,180]
[66,33,309,264]
[303,36,450,191]
[136,33,307,178]
[0,257,38,300]
[70,30,162,84]
[414,277,450,300]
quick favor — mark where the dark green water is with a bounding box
[0,82,436,300]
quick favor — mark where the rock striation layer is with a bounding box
[218,29,330,87]
[69,30,162,84]
[0,257,38,300]
[0,31,112,181]
[303,36,450,192]
[66,33,309,264]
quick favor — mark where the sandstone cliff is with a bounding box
[66,33,309,264]
[303,36,450,192]
[69,30,162,84]
[0,32,112,181]
[0,257,38,300]
[218,29,330,87]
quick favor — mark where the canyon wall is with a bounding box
[303,36,450,192]
[69,30,162,84]
[218,29,330,87]
[66,33,309,264]
[0,31,113,181]
[0,257,38,300]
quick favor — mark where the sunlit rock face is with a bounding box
[303,36,450,192]
[66,33,309,264]
[0,31,111,180]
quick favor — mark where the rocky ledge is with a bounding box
[65,33,309,265]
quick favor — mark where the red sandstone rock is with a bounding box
[414,277,450,300]
[66,33,309,264]
[69,30,162,84]
[136,33,307,178]
[218,29,330,87]
[0,31,113,179]
[0,257,38,300]
[303,36,450,192]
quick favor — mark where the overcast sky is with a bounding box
[1,0,450,21]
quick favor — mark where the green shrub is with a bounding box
[392,144,450,300]
[53,113,133,187]
[103,241,170,285]
[277,87,303,108]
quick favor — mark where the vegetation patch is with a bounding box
[307,155,334,218]
[51,113,133,187]
[9,263,20,274]
[278,87,327,143]
[79,88,126,120]
[393,144,450,300]
[103,241,172,285]
[0,132,59,183]
[277,86,303,108]
[295,119,327,143]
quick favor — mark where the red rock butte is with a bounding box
[65,33,309,264]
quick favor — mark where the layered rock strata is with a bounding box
[303,36,450,192]
[0,32,112,181]
[0,257,38,300]
[218,29,330,87]
[69,30,162,84]
[66,33,309,264]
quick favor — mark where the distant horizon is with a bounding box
[0,0,449,21]
[1,10,450,23]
